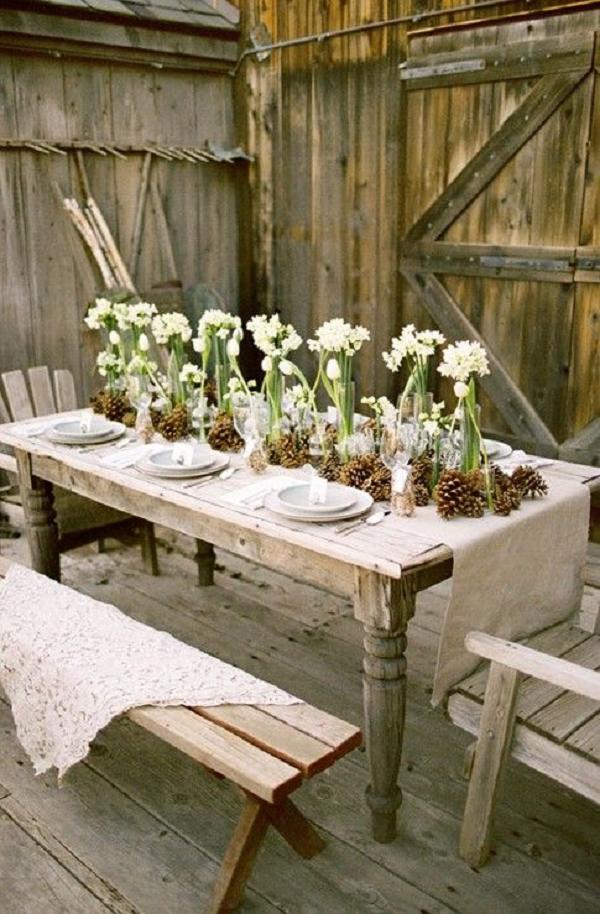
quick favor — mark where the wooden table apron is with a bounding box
[13,445,453,844]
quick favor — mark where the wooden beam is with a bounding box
[400,241,575,283]
[401,270,558,450]
[406,71,590,242]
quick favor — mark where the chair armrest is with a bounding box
[0,452,17,473]
[465,631,600,702]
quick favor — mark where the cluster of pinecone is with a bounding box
[336,453,392,502]
[267,433,310,469]
[435,464,548,520]
[207,411,244,452]
[156,403,190,442]
[90,390,136,427]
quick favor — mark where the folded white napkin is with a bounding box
[496,449,554,472]
[100,443,159,469]
[20,420,53,438]
[221,475,291,506]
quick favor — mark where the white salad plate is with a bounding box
[148,447,216,475]
[136,451,229,479]
[483,438,512,460]
[276,482,357,515]
[47,419,125,446]
[264,489,373,524]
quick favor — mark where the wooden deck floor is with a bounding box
[1,530,599,914]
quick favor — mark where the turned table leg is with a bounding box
[16,450,60,581]
[354,570,416,843]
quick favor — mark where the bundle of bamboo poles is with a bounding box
[62,194,136,292]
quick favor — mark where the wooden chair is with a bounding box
[448,623,600,869]
[0,557,361,914]
[0,367,158,574]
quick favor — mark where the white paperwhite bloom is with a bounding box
[227,338,240,358]
[438,341,490,383]
[382,324,446,372]
[96,350,124,377]
[308,318,370,355]
[138,333,150,352]
[122,301,157,330]
[453,381,469,399]
[279,359,294,376]
[127,354,157,376]
[108,330,121,346]
[179,362,204,385]
[247,314,302,358]
[261,355,273,372]
[84,297,114,330]
[151,312,192,346]
[288,384,310,409]
[326,358,341,380]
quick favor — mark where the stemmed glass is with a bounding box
[232,393,269,456]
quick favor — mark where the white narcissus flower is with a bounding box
[453,381,469,399]
[138,333,150,352]
[326,358,341,380]
[151,312,192,346]
[109,330,121,346]
[438,340,490,383]
[179,362,204,385]
[227,338,240,358]
[308,318,370,355]
[84,297,114,330]
[382,324,446,372]
[279,359,294,376]
[261,355,273,372]
[247,314,303,358]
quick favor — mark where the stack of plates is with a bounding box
[483,438,512,460]
[135,446,229,479]
[264,482,373,524]
[46,417,126,446]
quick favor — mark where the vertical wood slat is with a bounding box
[1,370,34,421]
[53,369,78,412]
[28,366,56,417]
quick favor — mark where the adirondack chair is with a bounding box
[448,615,600,868]
[0,367,158,574]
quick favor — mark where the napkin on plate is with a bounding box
[496,449,554,472]
[221,476,291,506]
[99,443,159,470]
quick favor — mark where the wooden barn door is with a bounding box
[400,13,600,456]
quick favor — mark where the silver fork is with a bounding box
[182,465,240,489]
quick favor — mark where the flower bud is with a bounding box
[261,355,273,372]
[192,337,201,353]
[226,338,240,358]
[138,333,149,352]
[326,358,341,381]
[454,381,469,399]
[279,359,293,376]
[109,330,120,346]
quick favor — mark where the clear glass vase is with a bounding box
[337,381,355,451]
[266,370,284,443]
[215,363,230,413]
[458,382,482,473]
[412,391,434,424]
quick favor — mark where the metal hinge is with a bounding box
[480,255,572,272]
[400,59,485,80]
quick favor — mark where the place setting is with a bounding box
[134,441,230,481]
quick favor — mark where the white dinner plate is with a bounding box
[47,420,126,446]
[264,489,373,524]
[483,438,512,460]
[136,451,229,479]
[276,482,357,514]
[148,447,216,475]
[51,417,117,439]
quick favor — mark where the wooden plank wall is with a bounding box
[239,0,599,445]
[0,53,239,402]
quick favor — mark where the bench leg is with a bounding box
[206,794,269,914]
[16,451,60,581]
[459,662,520,868]
[195,538,215,587]
[139,521,159,576]
[266,798,325,859]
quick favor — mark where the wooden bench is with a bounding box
[1,367,158,575]
[448,623,600,868]
[0,558,361,913]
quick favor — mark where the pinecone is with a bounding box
[122,410,137,429]
[494,490,514,516]
[204,378,218,407]
[268,433,309,469]
[414,482,431,507]
[150,407,164,431]
[434,469,471,520]
[90,391,105,415]
[158,403,190,442]
[319,451,341,482]
[462,485,486,518]
[207,410,244,452]
[511,465,548,499]
[364,463,391,502]
[338,453,380,490]
[410,453,434,490]
[100,391,131,422]
[491,464,521,511]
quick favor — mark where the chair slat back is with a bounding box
[0,388,11,424]
[28,366,56,417]
[1,370,33,421]
[53,369,78,411]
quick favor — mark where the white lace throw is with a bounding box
[0,564,300,779]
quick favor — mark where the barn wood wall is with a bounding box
[240,0,599,445]
[0,45,240,402]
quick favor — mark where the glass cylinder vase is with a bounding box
[215,363,230,413]
[266,369,284,443]
[458,380,482,474]
[337,381,355,459]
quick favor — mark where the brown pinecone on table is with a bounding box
[207,410,243,452]
[414,481,431,507]
[511,465,548,499]
[364,462,391,502]
[338,453,380,490]
[122,410,137,429]
[89,391,105,415]
[278,433,310,469]
[434,468,471,520]
[491,464,521,511]
[158,403,190,441]
[102,391,131,422]
[494,489,514,516]
[318,450,341,481]
[150,407,164,431]
[410,452,434,490]
[204,378,218,407]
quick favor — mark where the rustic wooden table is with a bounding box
[2,414,596,843]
